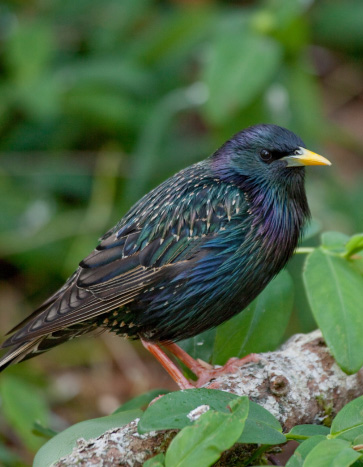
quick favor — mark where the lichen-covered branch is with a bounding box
[55,330,363,466]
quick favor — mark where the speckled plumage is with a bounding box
[0,124,313,369]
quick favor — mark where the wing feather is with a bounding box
[2,163,248,350]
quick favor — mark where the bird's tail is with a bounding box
[0,322,100,372]
[0,339,43,371]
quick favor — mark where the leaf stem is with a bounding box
[285,433,309,441]
[295,247,315,254]
[242,444,272,466]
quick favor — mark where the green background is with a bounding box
[0,0,362,464]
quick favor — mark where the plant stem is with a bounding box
[295,247,315,254]
[285,433,309,441]
[243,444,271,466]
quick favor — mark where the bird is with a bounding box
[0,124,331,388]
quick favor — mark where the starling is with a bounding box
[0,124,331,388]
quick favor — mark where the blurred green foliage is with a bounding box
[0,0,363,464]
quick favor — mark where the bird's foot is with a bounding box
[192,354,260,388]
[163,342,259,388]
[141,339,259,390]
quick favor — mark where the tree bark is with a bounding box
[55,330,363,466]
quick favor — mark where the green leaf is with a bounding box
[321,231,350,253]
[143,453,166,467]
[179,328,216,363]
[313,0,363,54]
[33,409,141,467]
[344,234,363,258]
[203,20,282,124]
[0,374,49,451]
[301,219,321,242]
[113,389,170,413]
[238,402,286,445]
[133,8,214,66]
[165,397,249,467]
[303,439,362,466]
[5,21,54,82]
[0,441,25,467]
[32,421,58,440]
[284,61,323,141]
[213,270,294,364]
[61,58,154,96]
[64,86,136,132]
[303,248,363,373]
[138,388,285,445]
[330,396,363,442]
[138,388,238,433]
[288,424,330,439]
[285,436,328,467]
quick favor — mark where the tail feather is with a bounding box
[0,340,43,371]
[0,322,98,372]
[5,270,79,337]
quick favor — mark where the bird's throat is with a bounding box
[243,173,310,270]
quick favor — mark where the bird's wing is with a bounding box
[2,164,246,347]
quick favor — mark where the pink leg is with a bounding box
[163,342,213,376]
[163,342,260,388]
[141,339,194,390]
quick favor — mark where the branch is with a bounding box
[54,330,363,466]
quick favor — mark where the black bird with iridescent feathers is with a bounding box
[0,125,331,388]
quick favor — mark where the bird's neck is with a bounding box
[243,173,310,268]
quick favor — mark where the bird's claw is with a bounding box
[191,353,260,388]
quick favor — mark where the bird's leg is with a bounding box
[163,342,260,388]
[142,339,260,389]
[162,342,213,375]
[140,339,194,390]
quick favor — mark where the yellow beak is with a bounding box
[282,147,332,167]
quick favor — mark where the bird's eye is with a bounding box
[293,149,301,155]
[260,149,272,162]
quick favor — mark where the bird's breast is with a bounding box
[132,181,308,342]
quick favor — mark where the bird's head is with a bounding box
[211,124,331,187]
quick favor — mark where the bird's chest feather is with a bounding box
[200,198,302,309]
[135,182,308,342]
